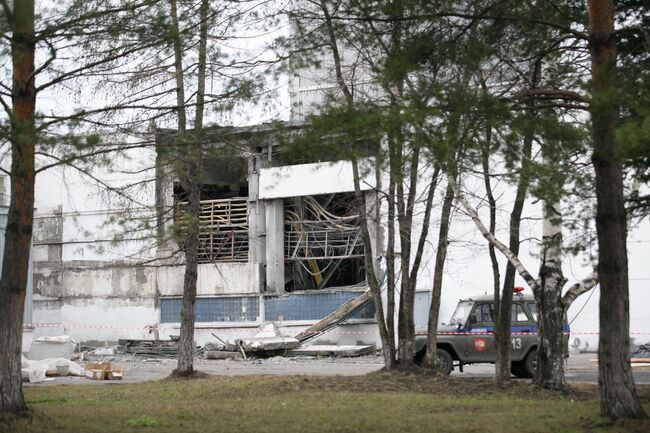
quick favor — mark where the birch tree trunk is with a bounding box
[532,198,568,390]
[588,0,647,419]
[0,0,35,413]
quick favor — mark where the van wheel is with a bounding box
[522,349,537,378]
[414,349,454,375]
[436,349,453,375]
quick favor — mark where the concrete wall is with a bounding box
[31,260,265,341]
[258,159,375,199]
[157,263,264,296]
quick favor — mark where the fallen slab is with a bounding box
[28,335,76,360]
[294,291,373,343]
[287,345,375,358]
[224,337,301,352]
[204,350,243,360]
[118,339,181,356]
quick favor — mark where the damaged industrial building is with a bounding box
[25,122,410,348]
[21,38,432,351]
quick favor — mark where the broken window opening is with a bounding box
[284,193,365,292]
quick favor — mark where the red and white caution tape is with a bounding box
[21,323,650,336]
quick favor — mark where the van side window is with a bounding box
[526,302,538,321]
[470,303,494,324]
[511,304,529,322]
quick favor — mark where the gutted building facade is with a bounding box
[29,126,387,345]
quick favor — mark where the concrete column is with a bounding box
[364,190,383,281]
[247,156,266,265]
[264,199,284,293]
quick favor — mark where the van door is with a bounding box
[510,302,535,361]
[465,302,496,362]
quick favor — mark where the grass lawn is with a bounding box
[3,372,650,433]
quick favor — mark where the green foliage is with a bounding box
[616,2,650,218]
[126,416,164,427]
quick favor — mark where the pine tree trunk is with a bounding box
[424,179,454,368]
[351,159,394,368]
[394,134,416,366]
[0,0,35,413]
[588,0,647,419]
[481,129,500,321]
[175,173,200,376]
[169,0,203,377]
[495,120,533,385]
[385,175,396,356]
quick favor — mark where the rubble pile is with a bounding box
[631,344,650,359]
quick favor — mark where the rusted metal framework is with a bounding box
[197,198,249,262]
[178,197,249,263]
[284,194,364,291]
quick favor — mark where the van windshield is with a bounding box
[449,301,474,326]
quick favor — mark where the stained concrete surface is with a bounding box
[24,352,650,387]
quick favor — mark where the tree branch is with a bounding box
[562,271,598,308]
[448,175,539,290]
[510,88,590,103]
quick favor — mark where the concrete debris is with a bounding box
[203,342,225,352]
[21,355,84,383]
[255,322,280,338]
[287,345,375,358]
[28,335,76,361]
[204,350,243,360]
[224,336,301,352]
[118,339,185,357]
[88,346,120,356]
[630,344,650,360]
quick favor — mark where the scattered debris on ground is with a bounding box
[204,321,374,359]
[21,355,84,383]
[224,336,301,353]
[84,362,123,380]
[204,350,243,360]
[118,338,181,357]
[630,343,650,360]
[287,344,375,357]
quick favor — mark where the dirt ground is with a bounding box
[24,351,650,387]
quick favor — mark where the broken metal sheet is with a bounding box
[286,345,375,358]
